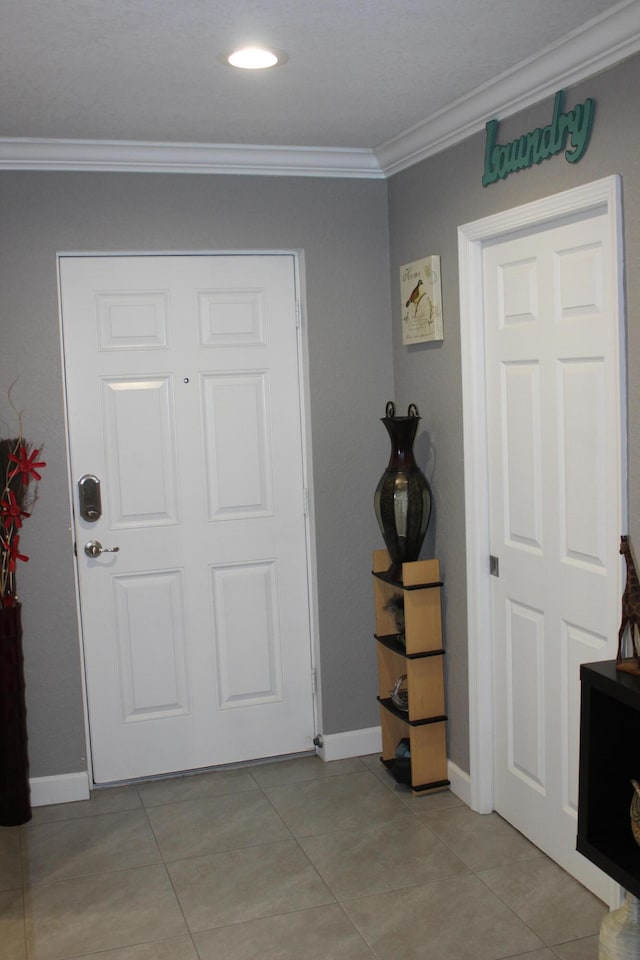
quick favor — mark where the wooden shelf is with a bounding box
[380,758,450,794]
[378,697,447,726]
[373,549,449,795]
[372,570,443,591]
[375,634,445,660]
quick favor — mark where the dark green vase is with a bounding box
[374,402,432,581]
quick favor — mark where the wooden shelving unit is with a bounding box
[372,548,449,794]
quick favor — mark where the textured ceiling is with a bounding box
[0,0,628,151]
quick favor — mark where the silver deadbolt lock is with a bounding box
[78,474,102,522]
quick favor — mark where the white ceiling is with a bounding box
[2,0,640,177]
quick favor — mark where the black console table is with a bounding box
[578,660,640,898]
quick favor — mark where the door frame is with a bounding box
[57,249,321,785]
[457,176,626,819]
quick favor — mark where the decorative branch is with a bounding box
[0,389,46,607]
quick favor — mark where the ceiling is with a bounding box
[2,0,640,177]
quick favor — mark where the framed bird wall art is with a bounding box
[400,255,443,345]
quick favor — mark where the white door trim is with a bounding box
[458,175,626,816]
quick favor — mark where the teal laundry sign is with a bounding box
[482,90,595,187]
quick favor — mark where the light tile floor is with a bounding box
[1,754,606,960]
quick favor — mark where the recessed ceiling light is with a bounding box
[221,47,288,70]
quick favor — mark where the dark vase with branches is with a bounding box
[0,432,46,825]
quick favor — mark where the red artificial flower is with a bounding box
[8,445,46,486]
[4,534,28,572]
[0,489,30,530]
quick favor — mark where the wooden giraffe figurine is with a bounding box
[617,535,640,671]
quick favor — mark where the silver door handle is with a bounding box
[84,540,120,558]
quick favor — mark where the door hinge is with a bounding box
[490,554,500,578]
[311,667,318,696]
[295,301,302,329]
[303,486,310,517]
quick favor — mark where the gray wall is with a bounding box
[0,172,392,777]
[6,50,638,785]
[387,52,640,773]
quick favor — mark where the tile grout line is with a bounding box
[473,865,601,953]
[138,783,203,958]
[253,765,347,924]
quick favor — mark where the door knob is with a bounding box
[84,540,120,558]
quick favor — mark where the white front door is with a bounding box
[481,198,624,900]
[59,254,316,783]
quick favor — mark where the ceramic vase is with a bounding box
[599,892,640,960]
[374,402,432,581]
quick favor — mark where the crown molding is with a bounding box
[375,0,640,176]
[0,0,638,179]
[0,138,384,178]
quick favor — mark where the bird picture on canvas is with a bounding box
[399,255,443,345]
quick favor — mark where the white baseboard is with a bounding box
[30,771,90,807]
[447,759,471,807]
[316,726,472,806]
[316,726,383,762]
[27,756,472,811]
